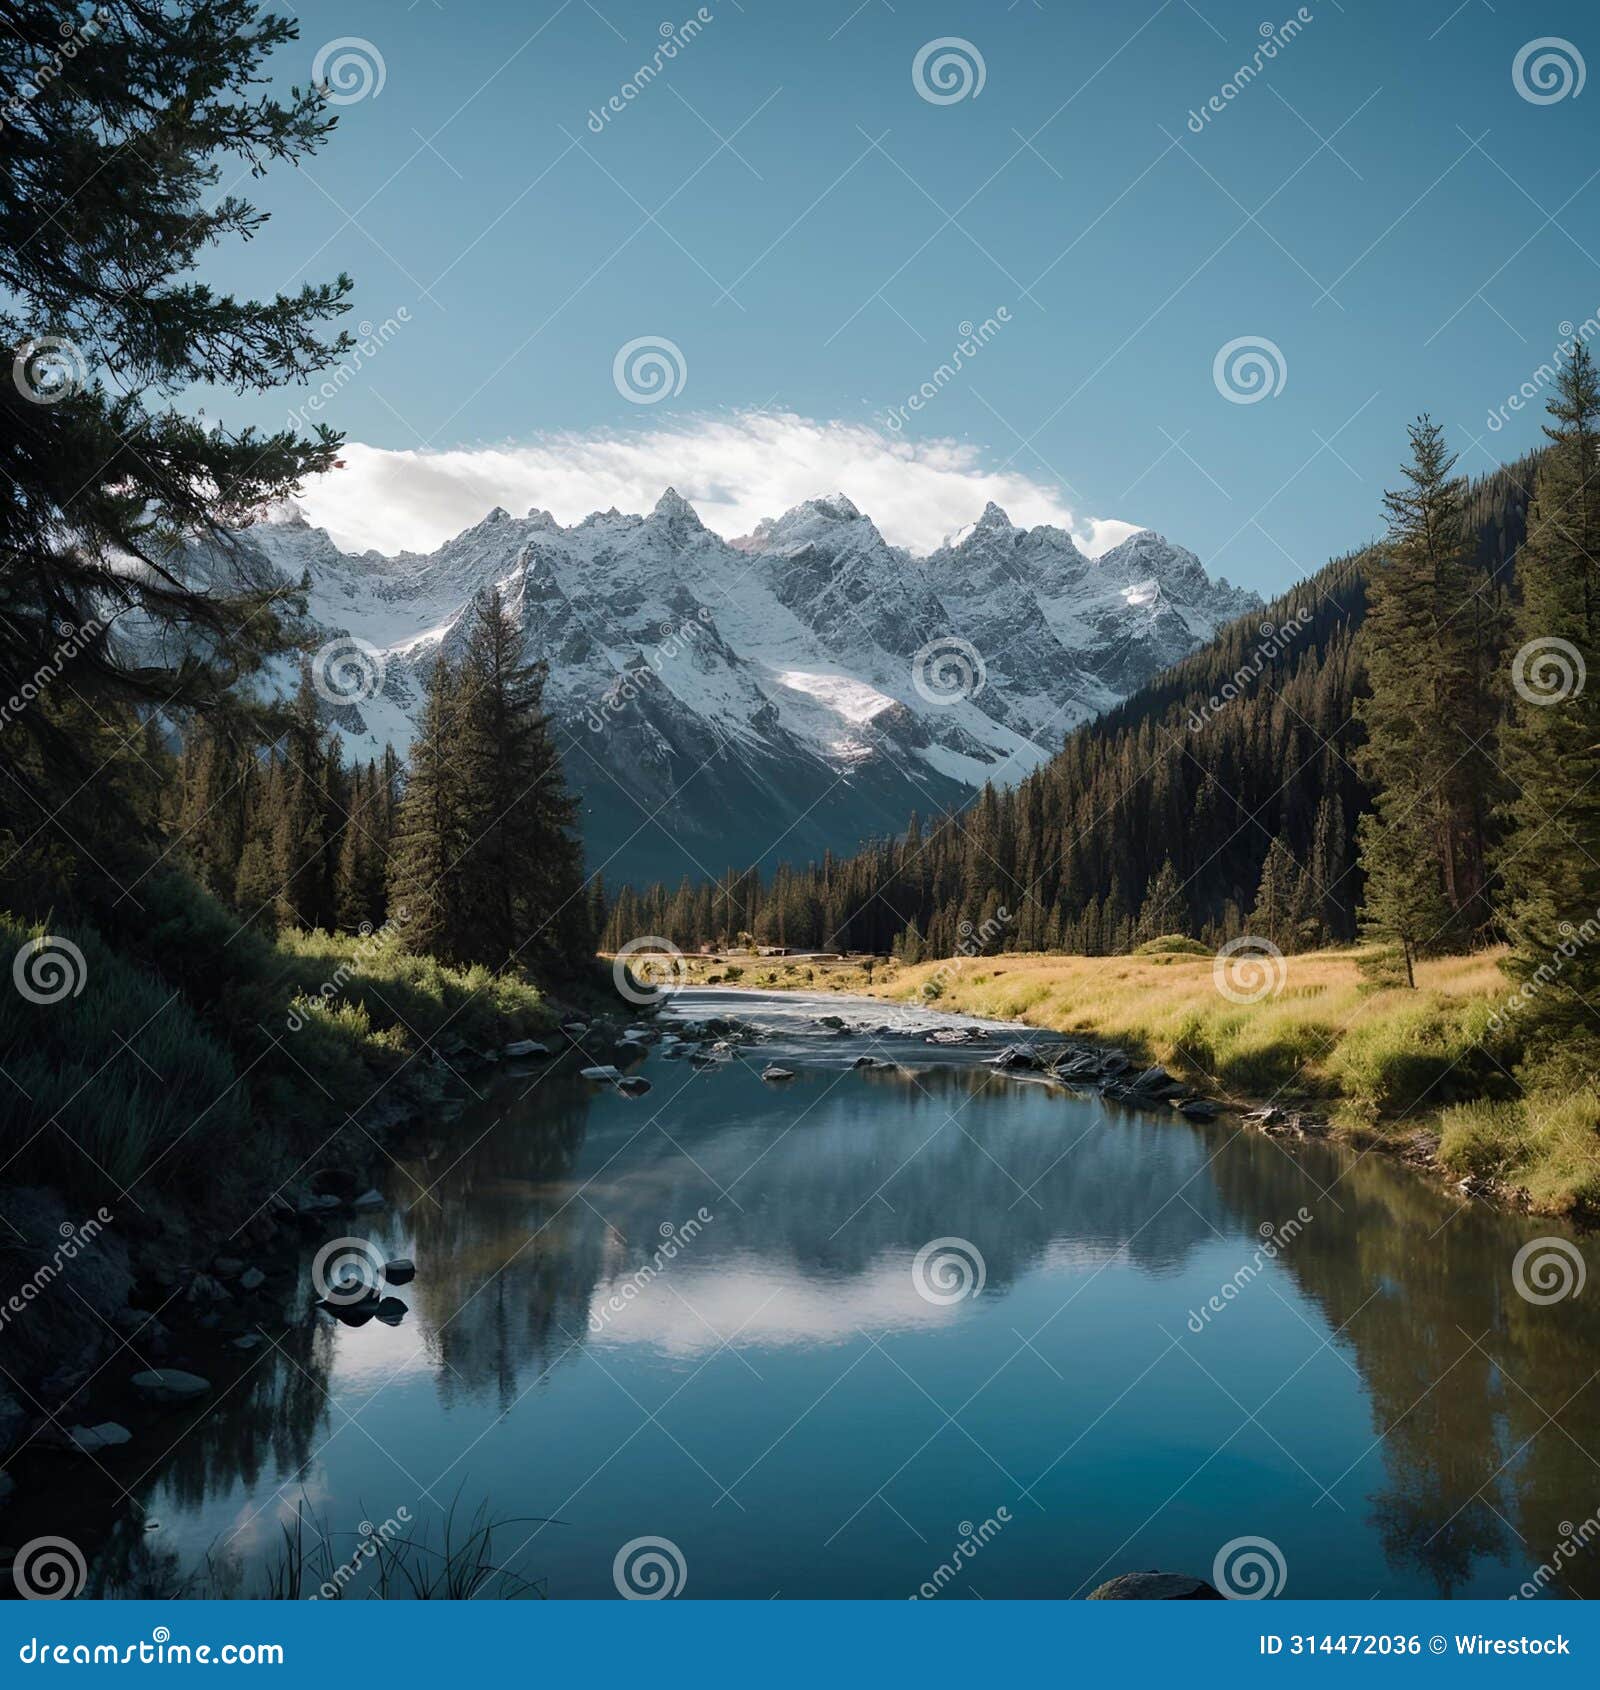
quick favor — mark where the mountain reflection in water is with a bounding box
[58,990,1600,1599]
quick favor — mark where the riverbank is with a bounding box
[0,876,616,1468]
[663,946,1597,1220]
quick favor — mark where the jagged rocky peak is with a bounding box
[737,492,876,554]
[650,485,702,523]
[260,496,312,528]
[1099,529,1201,579]
[974,500,1013,531]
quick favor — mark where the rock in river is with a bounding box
[70,1423,132,1453]
[580,1064,623,1082]
[130,1369,211,1404]
[761,1064,796,1082]
[988,1044,1040,1071]
[1085,1571,1222,1600]
[501,1039,550,1059]
[384,1259,415,1285]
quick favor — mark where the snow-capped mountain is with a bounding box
[195,490,1257,884]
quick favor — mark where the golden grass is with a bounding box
[881,947,1503,1101]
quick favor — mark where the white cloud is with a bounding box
[295,411,1142,558]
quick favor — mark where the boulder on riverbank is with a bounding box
[130,1369,211,1405]
[69,1422,132,1453]
[988,1044,1041,1071]
[1085,1571,1222,1600]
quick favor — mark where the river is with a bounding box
[69,989,1600,1599]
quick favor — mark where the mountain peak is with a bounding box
[976,500,1012,530]
[651,486,703,525]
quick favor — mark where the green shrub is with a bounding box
[1,870,559,1211]
[1133,934,1211,956]
[0,910,250,1202]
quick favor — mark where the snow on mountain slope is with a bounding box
[197,489,1257,884]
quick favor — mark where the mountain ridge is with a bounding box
[196,488,1259,882]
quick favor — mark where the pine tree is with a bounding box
[1135,858,1188,942]
[1356,801,1449,987]
[1498,343,1600,1078]
[388,652,471,962]
[0,4,350,863]
[1248,835,1313,953]
[454,587,588,967]
[272,666,330,929]
[1356,419,1485,974]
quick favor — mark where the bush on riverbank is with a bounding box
[1438,1094,1600,1215]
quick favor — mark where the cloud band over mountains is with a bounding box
[293,411,1141,560]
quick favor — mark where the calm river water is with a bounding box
[70,990,1600,1598]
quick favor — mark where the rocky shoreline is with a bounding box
[0,1001,652,1530]
[674,985,1540,1218]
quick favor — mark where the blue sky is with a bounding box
[208,0,1599,590]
